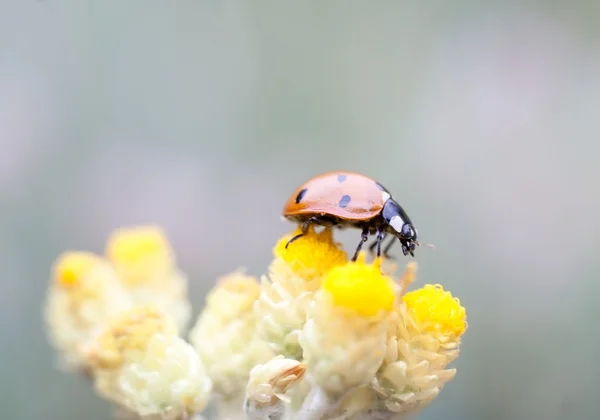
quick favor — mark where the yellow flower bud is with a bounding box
[44,251,132,371]
[273,225,347,282]
[300,254,395,396]
[85,305,212,419]
[255,227,348,359]
[374,266,468,415]
[322,253,395,317]
[190,270,274,397]
[105,226,192,333]
[106,226,173,286]
[402,284,467,338]
[85,305,175,370]
[54,252,99,288]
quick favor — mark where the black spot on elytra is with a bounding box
[337,174,347,183]
[295,188,308,204]
[338,194,351,208]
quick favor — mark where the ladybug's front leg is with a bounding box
[285,216,336,249]
[351,227,370,262]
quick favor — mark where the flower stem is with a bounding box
[214,394,246,420]
[294,387,334,420]
[244,398,285,420]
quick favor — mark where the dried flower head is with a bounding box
[300,253,396,397]
[373,266,467,414]
[246,355,306,412]
[255,226,347,358]
[45,221,469,420]
[84,305,212,419]
[189,270,274,397]
[105,226,191,332]
[44,251,132,371]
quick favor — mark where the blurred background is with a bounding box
[1,1,599,419]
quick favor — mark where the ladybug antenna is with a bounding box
[415,240,435,250]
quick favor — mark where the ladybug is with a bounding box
[282,170,419,261]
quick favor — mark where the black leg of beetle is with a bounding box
[368,232,387,253]
[351,227,370,262]
[383,237,397,260]
[374,228,386,258]
[285,218,314,248]
[285,233,304,249]
[367,240,376,252]
[285,216,335,249]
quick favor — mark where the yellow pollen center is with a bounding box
[321,253,395,317]
[219,273,261,297]
[54,252,101,288]
[402,284,467,337]
[92,305,173,369]
[210,272,262,313]
[274,226,347,281]
[106,226,170,266]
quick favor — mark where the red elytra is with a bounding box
[282,171,419,261]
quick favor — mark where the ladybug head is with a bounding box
[382,199,419,257]
[399,224,418,257]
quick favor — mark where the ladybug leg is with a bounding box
[285,233,305,248]
[285,216,333,249]
[376,228,386,258]
[351,227,370,262]
[383,237,397,260]
[368,232,387,254]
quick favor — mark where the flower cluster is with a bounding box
[44,226,205,419]
[44,224,467,420]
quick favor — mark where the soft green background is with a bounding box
[1,1,599,419]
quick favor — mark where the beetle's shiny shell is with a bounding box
[283,171,391,221]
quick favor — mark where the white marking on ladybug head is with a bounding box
[381,191,391,202]
[389,215,405,233]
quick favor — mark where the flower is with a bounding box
[44,251,132,371]
[45,221,469,420]
[272,226,348,283]
[189,270,274,397]
[254,226,347,359]
[245,355,306,419]
[246,355,306,407]
[83,305,212,419]
[373,274,467,414]
[402,284,466,338]
[105,226,192,332]
[299,253,396,397]
[321,254,395,317]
